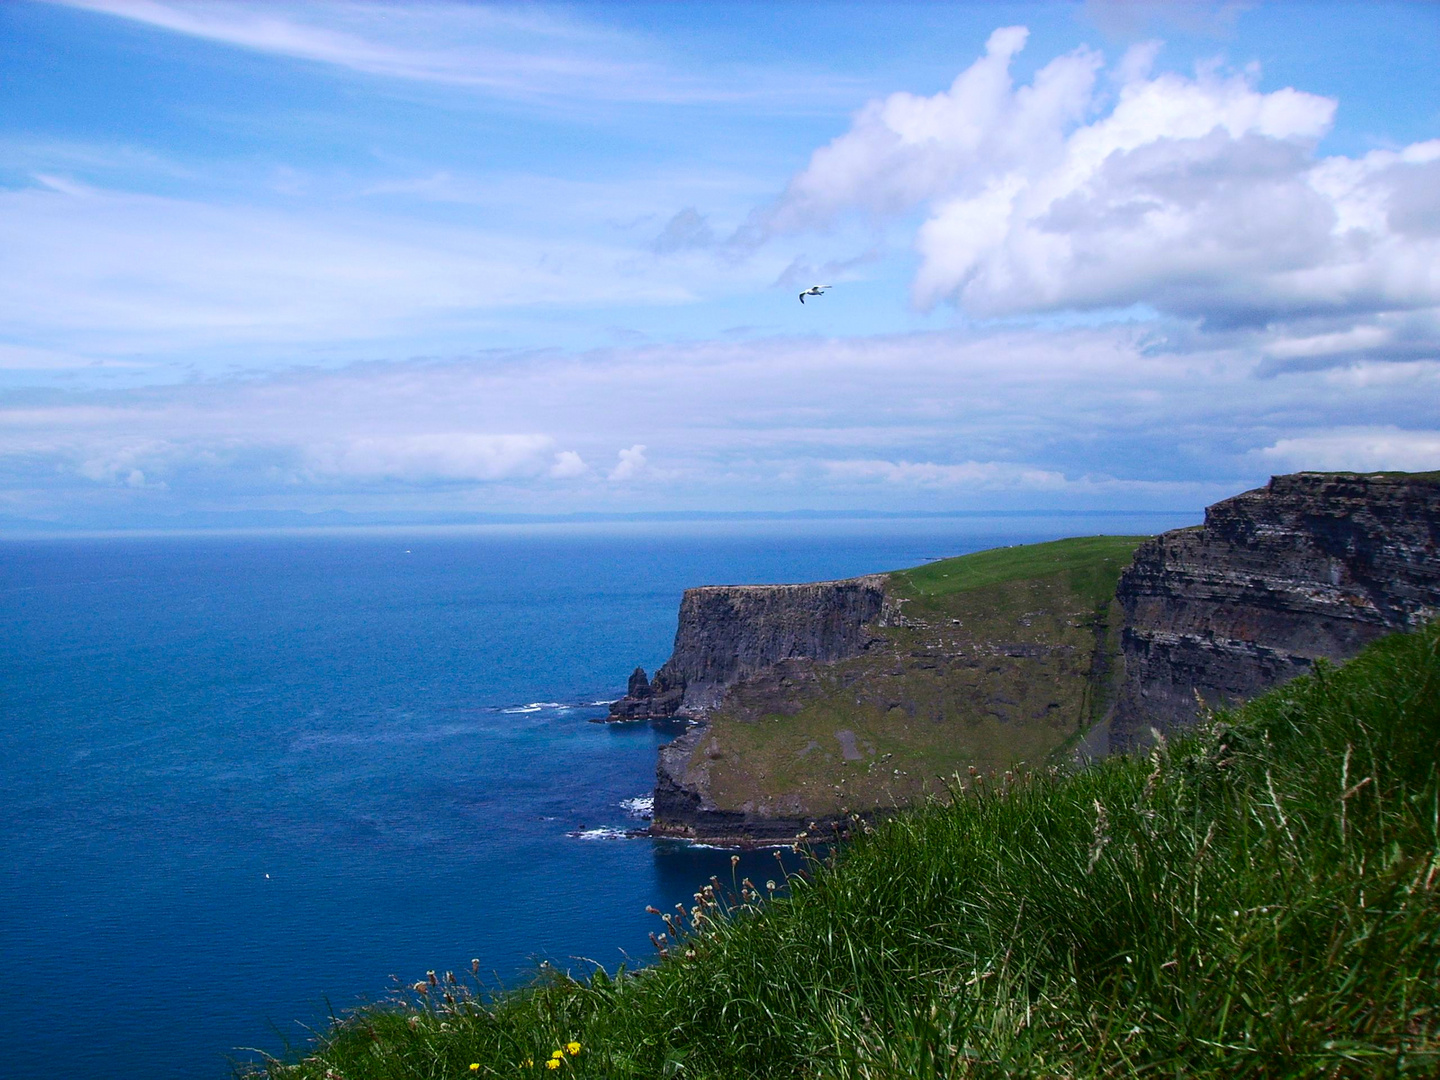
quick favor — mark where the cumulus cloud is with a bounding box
[609,444,648,482]
[548,450,589,478]
[762,28,1440,366]
[76,439,173,488]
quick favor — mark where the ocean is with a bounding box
[0,513,1195,1078]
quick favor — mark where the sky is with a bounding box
[2,0,1438,529]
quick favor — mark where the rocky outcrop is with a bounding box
[1110,472,1440,751]
[605,666,685,721]
[606,575,890,721]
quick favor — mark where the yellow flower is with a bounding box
[565,1042,581,1056]
[545,1059,560,1071]
[469,1066,480,1073]
[551,1050,564,1059]
[522,1059,533,1068]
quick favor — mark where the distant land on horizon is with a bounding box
[0,506,1201,538]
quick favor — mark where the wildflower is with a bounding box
[566,1042,581,1055]
[551,1050,565,1060]
[546,1059,560,1070]
[470,1065,480,1072]
[471,958,480,974]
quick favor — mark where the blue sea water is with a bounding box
[0,514,1195,1079]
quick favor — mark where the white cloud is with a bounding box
[75,439,175,488]
[1260,428,1440,473]
[549,450,589,478]
[763,27,1102,232]
[306,433,559,482]
[0,178,689,354]
[763,29,1440,364]
[2,322,1434,522]
[52,0,859,108]
[608,444,648,482]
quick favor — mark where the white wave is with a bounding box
[570,826,631,841]
[501,701,567,714]
[619,795,653,819]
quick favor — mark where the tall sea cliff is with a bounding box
[610,472,1440,842]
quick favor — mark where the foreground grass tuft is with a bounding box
[256,625,1440,1078]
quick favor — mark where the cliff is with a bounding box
[643,537,1143,842]
[1109,471,1440,750]
[607,576,890,720]
[621,471,1440,843]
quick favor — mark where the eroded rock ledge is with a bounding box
[1109,471,1440,751]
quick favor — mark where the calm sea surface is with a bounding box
[0,514,1195,1078]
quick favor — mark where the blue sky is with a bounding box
[2,0,1438,528]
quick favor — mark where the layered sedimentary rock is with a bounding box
[1110,472,1440,751]
[607,576,889,721]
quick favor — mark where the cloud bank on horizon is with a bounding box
[1,0,1437,527]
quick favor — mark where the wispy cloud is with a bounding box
[53,0,861,108]
[0,176,695,356]
[5,324,1436,523]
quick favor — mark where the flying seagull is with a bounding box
[798,284,832,304]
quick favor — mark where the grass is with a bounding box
[891,535,1150,610]
[663,538,1146,825]
[254,622,1440,1079]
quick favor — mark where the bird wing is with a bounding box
[798,291,805,303]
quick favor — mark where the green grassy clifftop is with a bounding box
[654,537,1145,838]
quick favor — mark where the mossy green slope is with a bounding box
[260,623,1440,1078]
[674,537,1146,824]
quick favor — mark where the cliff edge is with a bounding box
[1110,471,1440,751]
[641,537,1143,841]
[607,576,891,720]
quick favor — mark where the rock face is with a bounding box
[607,575,889,721]
[1110,472,1440,751]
